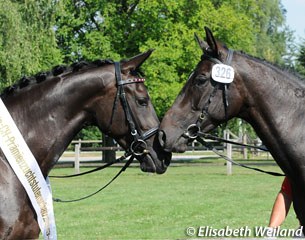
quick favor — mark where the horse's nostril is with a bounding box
[158,130,166,148]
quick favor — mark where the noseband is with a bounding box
[108,62,158,156]
[184,49,234,139]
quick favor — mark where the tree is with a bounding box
[56,0,289,117]
[55,0,121,62]
[296,40,305,77]
[0,0,62,87]
[0,0,293,140]
[0,0,24,86]
[0,0,292,115]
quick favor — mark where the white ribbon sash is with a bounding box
[0,99,56,240]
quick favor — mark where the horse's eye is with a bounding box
[130,69,138,76]
[195,74,208,86]
[136,97,149,107]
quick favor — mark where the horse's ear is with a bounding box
[121,49,154,71]
[194,33,209,51]
[204,26,218,54]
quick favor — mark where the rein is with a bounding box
[53,156,135,203]
[197,132,268,152]
[49,152,131,178]
[195,135,284,177]
[50,62,159,202]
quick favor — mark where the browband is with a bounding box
[117,78,145,86]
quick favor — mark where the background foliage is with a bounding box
[0,0,304,139]
[0,0,62,86]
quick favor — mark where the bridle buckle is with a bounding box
[131,129,138,136]
[199,113,206,120]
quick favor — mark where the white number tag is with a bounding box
[211,64,234,83]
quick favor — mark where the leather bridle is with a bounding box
[110,62,158,156]
[184,49,234,139]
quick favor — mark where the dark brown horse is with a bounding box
[0,50,171,239]
[159,27,305,229]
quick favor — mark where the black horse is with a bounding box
[0,50,171,239]
[159,27,305,229]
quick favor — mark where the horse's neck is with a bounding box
[3,72,104,175]
[237,54,305,174]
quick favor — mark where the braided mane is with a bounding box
[1,59,114,97]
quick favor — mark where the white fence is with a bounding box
[58,133,270,174]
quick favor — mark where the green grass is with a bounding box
[48,163,298,239]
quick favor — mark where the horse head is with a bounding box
[159,27,243,152]
[89,50,171,173]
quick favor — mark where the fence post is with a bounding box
[102,135,116,163]
[74,140,81,173]
[242,133,247,159]
[192,140,195,153]
[226,130,232,175]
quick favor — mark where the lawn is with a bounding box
[48,162,298,239]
